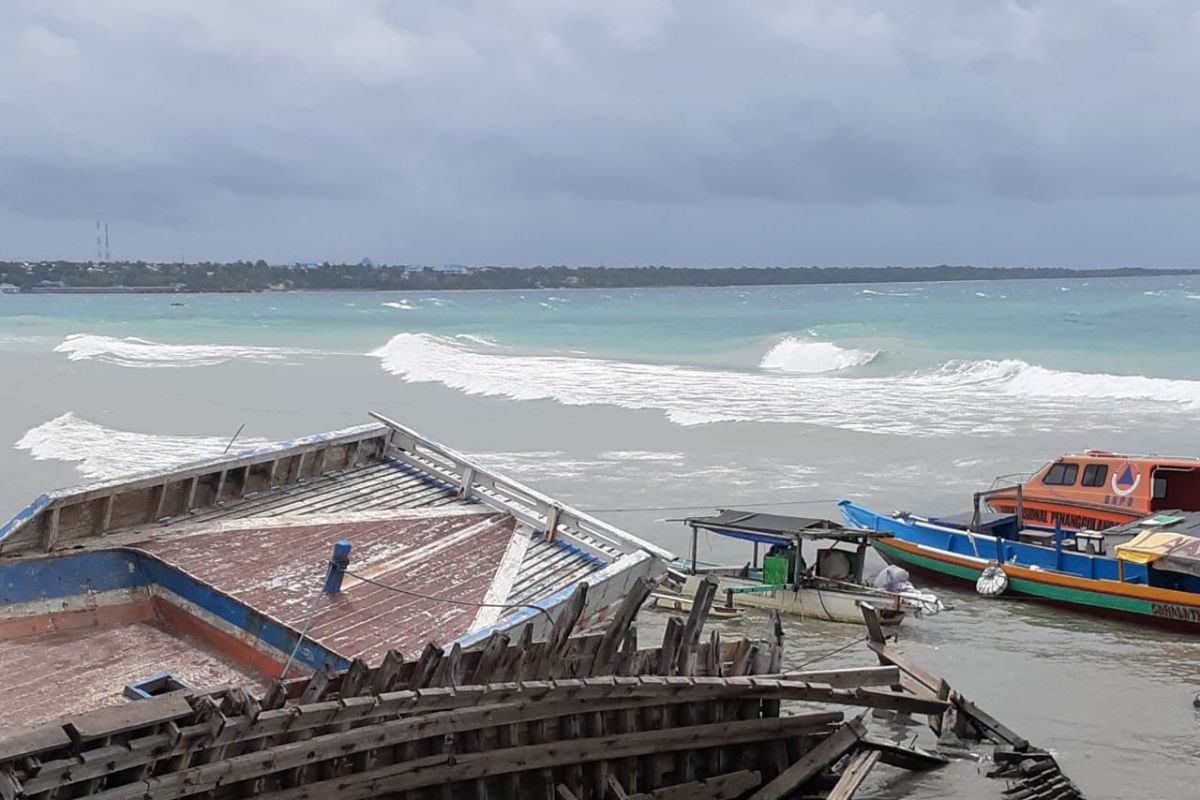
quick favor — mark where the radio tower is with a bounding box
[96,221,103,264]
[104,223,110,262]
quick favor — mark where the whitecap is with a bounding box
[599,451,685,462]
[54,334,319,368]
[16,413,271,480]
[369,333,1200,436]
[382,301,415,310]
[760,338,878,373]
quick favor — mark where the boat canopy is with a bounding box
[1115,528,1200,577]
[683,509,885,549]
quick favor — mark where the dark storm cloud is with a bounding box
[1,1,1199,265]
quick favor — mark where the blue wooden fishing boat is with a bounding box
[839,499,1200,628]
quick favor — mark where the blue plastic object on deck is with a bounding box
[324,540,352,594]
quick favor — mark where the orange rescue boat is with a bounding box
[984,450,1200,532]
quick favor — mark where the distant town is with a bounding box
[0,260,1194,294]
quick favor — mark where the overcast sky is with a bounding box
[2,1,1198,267]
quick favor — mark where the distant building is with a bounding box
[0,283,19,294]
[436,264,468,274]
[358,257,373,268]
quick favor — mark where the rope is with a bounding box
[279,587,326,678]
[584,498,839,514]
[343,567,556,625]
[782,635,869,672]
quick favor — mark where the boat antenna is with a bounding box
[224,423,246,454]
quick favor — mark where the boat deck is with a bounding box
[138,510,523,661]
[0,620,267,727]
[0,417,669,725]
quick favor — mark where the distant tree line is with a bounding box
[0,260,1194,293]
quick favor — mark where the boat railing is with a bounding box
[0,424,393,554]
[370,411,674,562]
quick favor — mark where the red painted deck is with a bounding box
[140,512,516,662]
[0,620,267,727]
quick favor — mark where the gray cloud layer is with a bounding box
[2,1,1198,266]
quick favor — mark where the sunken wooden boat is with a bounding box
[0,412,671,724]
[0,576,1086,799]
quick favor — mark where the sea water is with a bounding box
[3,274,1200,798]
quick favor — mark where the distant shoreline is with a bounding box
[1,262,1196,294]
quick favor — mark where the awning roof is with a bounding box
[1115,530,1200,575]
[683,509,886,548]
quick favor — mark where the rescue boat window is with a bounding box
[1043,463,1079,486]
[1081,464,1108,487]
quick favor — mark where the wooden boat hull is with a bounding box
[840,501,1200,629]
[681,575,904,626]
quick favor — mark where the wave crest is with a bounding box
[370,333,1200,435]
[760,338,878,373]
[54,334,318,368]
[16,413,270,479]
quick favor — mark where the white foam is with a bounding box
[861,288,916,297]
[370,333,1200,436]
[382,301,415,310]
[16,413,271,480]
[54,334,319,368]
[599,451,685,462]
[760,338,878,373]
[1187,295,1200,300]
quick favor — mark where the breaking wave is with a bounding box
[760,338,878,373]
[16,413,270,480]
[382,301,415,310]
[54,334,319,368]
[369,333,1200,435]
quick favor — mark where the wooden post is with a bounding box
[544,505,562,544]
[458,466,475,500]
[690,525,699,575]
[1015,484,1024,529]
[39,506,60,551]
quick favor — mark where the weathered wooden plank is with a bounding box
[593,577,653,675]
[859,735,949,771]
[866,642,943,694]
[676,576,718,676]
[370,650,406,695]
[234,714,840,800]
[746,717,867,800]
[778,666,900,689]
[65,692,194,742]
[627,770,762,800]
[957,695,1029,749]
[858,602,887,645]
[0,725,71,762]
[826,749,881,800]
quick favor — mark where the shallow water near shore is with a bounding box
[3,275,1200,798]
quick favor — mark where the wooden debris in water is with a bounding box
[0,582,1090,799]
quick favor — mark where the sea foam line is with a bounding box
[369,333,1200,436]
[54,334,322,368]
[16,413,271,480]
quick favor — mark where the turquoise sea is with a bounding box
[3,273,1200,798]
